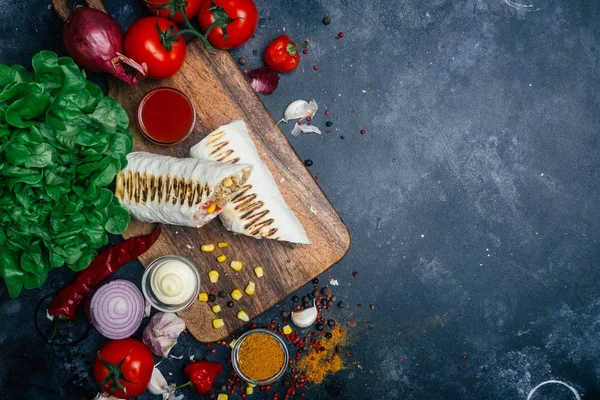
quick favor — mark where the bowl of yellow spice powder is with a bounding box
[231,329,289,385]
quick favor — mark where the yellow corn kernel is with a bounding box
[246,386,254,395]
[282,325,293,335]
[212,318,224,329]
[212,304,221,314]
[222,177,233,187]
[229,339,238,348]
[201,243,215,252]
[217,394,228,400]
[216,255,227,263]
[198,292,209,302]
[253,266,264,278]
[237,310,249,322]
[206,203,217,214]
[231,289,243,300]
[245,281,256,295]
[208,269,219,283]
[230,260,243,272]
[218,242,228,248]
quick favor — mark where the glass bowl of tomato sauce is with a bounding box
[137,87,196,146]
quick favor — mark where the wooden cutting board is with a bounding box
[53,0,350,342]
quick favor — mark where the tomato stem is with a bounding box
[179,6,217,53]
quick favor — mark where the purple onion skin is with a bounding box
[248,67,279,95]
[63,8,147,84]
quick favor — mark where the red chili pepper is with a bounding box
[264,35,310,73]
[48,226,162,320]
[183,360,223,394]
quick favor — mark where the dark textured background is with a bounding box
[1,0,599,399]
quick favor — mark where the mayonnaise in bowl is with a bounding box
[142,256,200,312]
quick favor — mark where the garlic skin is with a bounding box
[291,299,318,328]
[283,100,318,122]
[291,123,322,137]
[143,312,186,358]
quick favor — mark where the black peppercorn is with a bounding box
[338,301,345,308]
[238,57,247,65]
[304,159,313,167]
[325,121,333,127]
[208,294,216,302]
[281,311,291,318]
[327,300,334,307]
[312,278,319,284]
[316,323,324,331]
[325,332,333,339]
[321,299,328,306]
[323,16,331,25]
[303,301,310,308]
[327,319,335,327]
[218,291,226,298]
[320,287,331,296]
[227,301,234,308]
[302,296,309,303]
[313,289,320,297]
[292,295,299,302]
[308,294,315,300]
[330,296,337,302]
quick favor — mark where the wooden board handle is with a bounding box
[52,0,108,23]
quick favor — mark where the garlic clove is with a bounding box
[291,299,318,328]
[143,312,186,358]
[283,100,318,122]
[148,366,169,395]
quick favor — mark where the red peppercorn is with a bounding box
[251,323,257,329]
[361,129,366,135]
[242,395,247,399]
[325,110,331,116]
[313,66,319,70]
[338,32,345,38]
[211,348,216,354]
[340,135,345,139]
[303,49,308,54]
[244,69,248,74]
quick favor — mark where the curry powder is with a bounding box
[296,327,346,384]
[238,333,285,381]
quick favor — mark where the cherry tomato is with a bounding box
[93,339,154,399]
[124,16,186,79]
[145,0,202,24]
[198,0,258,50]
[264,35,309,73]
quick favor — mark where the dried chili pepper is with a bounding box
[48,226,162,321]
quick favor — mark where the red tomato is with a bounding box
[93,338,154,399]
[145,0,202,24]
[198,0,258,49]
[124,16,186,79]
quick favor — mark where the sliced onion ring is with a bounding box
[88,280,145,340]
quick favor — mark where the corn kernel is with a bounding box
[198,292,209,302]
[208,269,219,283]
[201,243,215,252]
[230,260,243,271]
[253,266,264,278]
[282,325,293,335]
[245,281,256,295]
[231,289,243,300]
[212,318,224,329]
[237,310,249,321]
[229,339,238,348]
[222,177,233,187]
[218,242,228,248]
[246,386,254,395]
[212,304,221,314]
[217,394,228,400]
[206,203,217,214]
[248,383,256,388]
[217,255,227,263]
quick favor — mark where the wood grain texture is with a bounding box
[53,0,350,342]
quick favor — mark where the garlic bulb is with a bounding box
[291,299,317,328]
[143,312,186,358]
[283,100,318,122]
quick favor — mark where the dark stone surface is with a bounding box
[1,0,599,399]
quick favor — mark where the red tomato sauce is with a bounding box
[137,87,195,145]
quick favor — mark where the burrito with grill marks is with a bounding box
[115,152,252,228]
[189,121,310,244]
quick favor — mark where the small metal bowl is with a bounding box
[231,329,289,385]
[141,255,200,313]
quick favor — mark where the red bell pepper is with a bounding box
[264,35,309,73]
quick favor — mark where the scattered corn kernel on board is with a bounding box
[53,0,351,342]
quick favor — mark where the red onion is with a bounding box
[248,67,279,95]
[63,7,147,84]
[88,280,145,339]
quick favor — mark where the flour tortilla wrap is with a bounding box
[115,152,252,228]
[189,121,310,244]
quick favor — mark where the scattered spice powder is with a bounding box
[295,327,347,384]
[238,333,285,381]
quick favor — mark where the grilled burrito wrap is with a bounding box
[190,121,309,244]
[115,152,252,228]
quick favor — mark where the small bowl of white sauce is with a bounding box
[142,255,200,312]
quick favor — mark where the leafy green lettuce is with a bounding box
[0,51,133,298]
